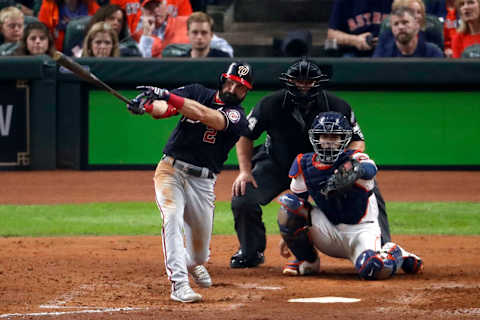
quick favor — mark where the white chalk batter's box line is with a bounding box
[0,282,149,319]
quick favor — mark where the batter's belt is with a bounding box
[162,155,215,179]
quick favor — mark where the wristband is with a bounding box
[168,93,184,110]
[144,102,153,113]
[159,104,178,118]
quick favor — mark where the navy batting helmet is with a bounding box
[220,61,253,89]
[309,112,352,164]
[219,61,253,105]
[279,57,329,103]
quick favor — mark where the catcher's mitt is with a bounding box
[320,159,365,197]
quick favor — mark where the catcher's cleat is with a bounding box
[230,249,265,268]
[189,265,212,288]
[282,258,319,276]
[170,283,202,303]
[401,254,423,274]
[380,242,423,274]
[283,260,301,276]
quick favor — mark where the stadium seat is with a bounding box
[461,44,480,58]
[63,16,91,56]
[162,43,191,57]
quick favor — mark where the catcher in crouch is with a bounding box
[278,111,423,280]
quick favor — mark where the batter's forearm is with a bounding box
[179,98,226,131]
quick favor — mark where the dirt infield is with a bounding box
[1,170,480,320]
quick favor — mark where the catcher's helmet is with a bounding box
[219,61,253,105]
[309,112,352,164]
[279,57,329,103]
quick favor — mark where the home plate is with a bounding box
[288,297,361,303]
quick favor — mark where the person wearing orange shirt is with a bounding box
[112,0,191,36]
[444,0,459,57]
[132,0,189,58]
[38,0,98,52]
[452,0,480,58]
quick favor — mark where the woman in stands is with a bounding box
[14,21,55,56]
[84,4,141,57]
[38,0,99,52]
[452,0,480,57]
[0,6,24,55]
[81,21,120,57]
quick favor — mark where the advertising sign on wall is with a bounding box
[0,82,30,167]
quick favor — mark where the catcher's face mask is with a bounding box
[309,111,352,164]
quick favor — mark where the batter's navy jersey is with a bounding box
[163,84,249,174]
[289,150,376,225]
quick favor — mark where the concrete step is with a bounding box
[217,22,328,46]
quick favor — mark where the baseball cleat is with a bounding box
[380,242,423,274]
[230,249,265,268]
[282,258,320,276]
[401,253,423,274]
[189,265,212,288]
[170,283,202,303]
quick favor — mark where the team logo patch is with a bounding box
[238,66,249,76]
[227,110,241,123]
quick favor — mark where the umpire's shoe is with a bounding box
[230,249,265,268]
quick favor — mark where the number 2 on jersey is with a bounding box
[203,127,217,144]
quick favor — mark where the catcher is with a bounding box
[278,111,423,280]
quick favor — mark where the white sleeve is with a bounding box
[139,35,154,58]
[290,175,308,194]
[211,34,234,57]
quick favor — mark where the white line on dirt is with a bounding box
[289,297,361,303]
[0,307,144,318]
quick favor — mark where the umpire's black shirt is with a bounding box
[245,89,364,171]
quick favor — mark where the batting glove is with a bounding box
[136,85,170,101]
[126,92,149,115]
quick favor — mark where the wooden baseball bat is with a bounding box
[52,51,131,104]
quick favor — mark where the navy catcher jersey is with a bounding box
[289,150,376,225]
[163,84,249,173]
[246,89,364,171]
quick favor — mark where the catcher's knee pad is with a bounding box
[277,194,317,262]
[355,249,397,280]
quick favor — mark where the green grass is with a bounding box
[0,201,479,237]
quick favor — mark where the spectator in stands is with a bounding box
[116,0,191,36]
[444,0,458,57]
[0,0,34,16]
[14,20,55,55]
[373,6,444,56]
[81,21,120,57]
[165,0,192,17]
[327,0,393,57]
[132,0,189,58]
[110,0,141,35]
[376,0,445,52]
[79,4,141,57]
[179,11,229,57]
[0,6,23,55]
[452,0,480,58]
[38,0,99,52]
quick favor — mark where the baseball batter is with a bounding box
[278,111,423,280]
[126,62,253,302]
